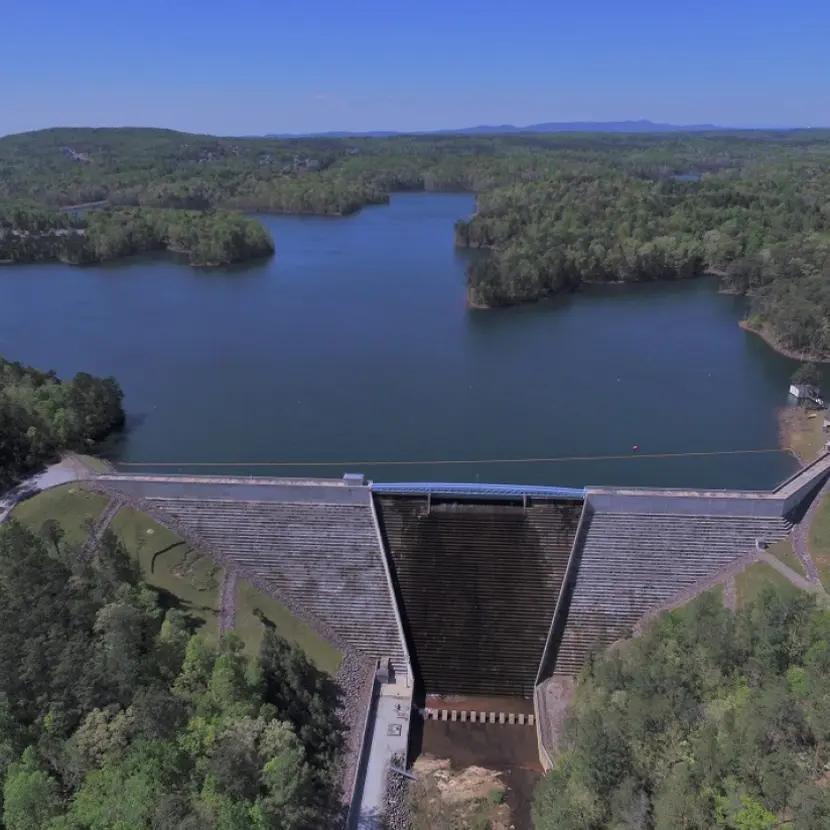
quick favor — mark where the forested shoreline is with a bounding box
[455,168,830,360]
[0,357,124,488]
[1,127,830,353]
[0,205,274,267]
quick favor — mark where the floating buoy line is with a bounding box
[114,447,792,469]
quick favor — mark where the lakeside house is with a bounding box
[790,384,824,406]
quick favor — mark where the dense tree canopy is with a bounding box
[533,588,830,830]
[0,357,124,488]
[2,126,830,352]
[2,126,828,216]
[0,206,274,267]
[0,520,343,830]
[456,165,830,358]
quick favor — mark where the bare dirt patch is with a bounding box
[409,756,511,830]
[778,405,826,463]
[414,720,542,830]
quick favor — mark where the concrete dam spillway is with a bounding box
[85,457,830,808]
[375,495,582,698]
[87,462,830,702]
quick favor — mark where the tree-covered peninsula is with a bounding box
[533,587,830,830]
[455,167,830,359]
[0,357,124,488]
[0,205,275,267]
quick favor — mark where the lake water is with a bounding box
[0,193,808,489]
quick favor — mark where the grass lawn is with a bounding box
[735,562,802,609]
[808,494,830,590]
[10,484,110,552]
[109,506,221,640]
[765,536,804,577]
[235,580,342,676]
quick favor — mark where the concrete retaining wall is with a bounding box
[776,454,830,515]
[345,674,379,830]
[586,452,830,519]
[96,475,371,506]
[586,490,784,517]
[535,500,592,684]
[424,708,535,726]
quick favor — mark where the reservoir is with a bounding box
[0,193,806,489]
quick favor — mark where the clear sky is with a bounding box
[2,0,828,137]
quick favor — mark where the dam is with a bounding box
[375,493,581,697]
[77,454,830,827]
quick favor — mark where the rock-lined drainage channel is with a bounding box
[724,576,737,610]
[218,569,238,636]
[424,708,535,726]
[82,497,125,560]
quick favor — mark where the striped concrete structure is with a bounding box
[551,510,792,676]
[94,474,408,676]
[376,495,582,697]
[151,498,407,674]
[86,459,830,798]
[424,708,536,726]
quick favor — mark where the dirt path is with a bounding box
[757,550,822,593]
[218,568,238,636]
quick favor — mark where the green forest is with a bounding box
[1,127,830,352]
[0,520,342,830]
[455,168,830,358]
[0,205,274,267]
[0,358,124,488]
[533,588,830,830]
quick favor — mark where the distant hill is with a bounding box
[266,119,730,138]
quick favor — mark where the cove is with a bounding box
[0,193,802,489]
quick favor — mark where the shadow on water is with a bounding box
[95,411,150,460]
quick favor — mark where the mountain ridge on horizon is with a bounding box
[266,119,753,138]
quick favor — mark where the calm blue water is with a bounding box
[0,193,806,489]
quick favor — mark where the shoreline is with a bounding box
[465,291,827,365]
[777,406,826,467]
[739,320,830,364]
[0,246,273,270]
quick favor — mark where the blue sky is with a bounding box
[1,0,827,136]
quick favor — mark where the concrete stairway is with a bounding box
[376,496,582,697]
[553,511,791,676]
[143,497,406,672]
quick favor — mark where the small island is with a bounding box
[0,206,275,267]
